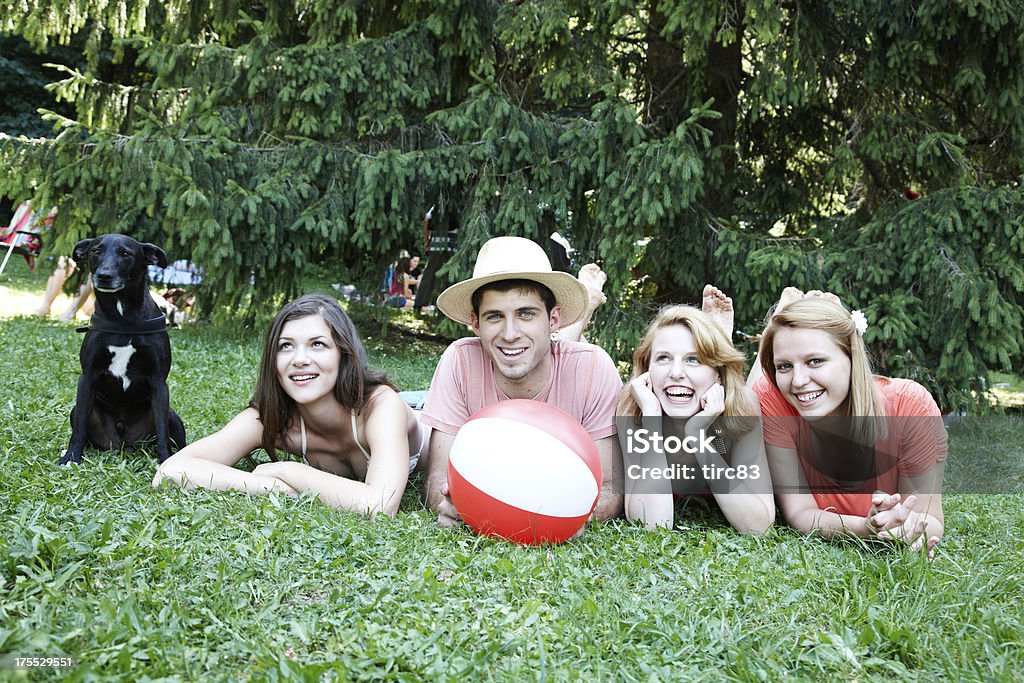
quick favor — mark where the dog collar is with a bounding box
[77,312,168,335]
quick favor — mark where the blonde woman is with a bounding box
[751,288,945,555]
[620,291,774,534]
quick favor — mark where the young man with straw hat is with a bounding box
[420,236,624,529]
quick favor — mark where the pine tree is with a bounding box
[2,1,1022,408]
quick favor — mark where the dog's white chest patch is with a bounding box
[107,343,136,390]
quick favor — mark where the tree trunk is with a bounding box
[643,3,687,132]
[701,1,744,213]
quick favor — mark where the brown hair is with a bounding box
[394,256,412,291]
[251,294,395,460]
[618,305,758,436]
[471,279,556,317]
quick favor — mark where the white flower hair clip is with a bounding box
[850,309,868,335]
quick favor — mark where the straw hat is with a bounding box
[436,236,589,326]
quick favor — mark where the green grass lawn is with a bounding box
[1,265,1023,680]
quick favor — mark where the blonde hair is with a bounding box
[619,306,758,436]
[759,298,886,441]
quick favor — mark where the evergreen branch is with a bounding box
[937,246,966,278]
[0,126,577,162]
[50,64,192,96]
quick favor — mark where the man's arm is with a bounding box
[591,435,624,522]
[423,429,462,527]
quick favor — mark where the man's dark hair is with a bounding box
[471,279,556,317]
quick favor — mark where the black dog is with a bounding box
[61,234,186,465]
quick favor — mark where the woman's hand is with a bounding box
[251,461,301,495]
[867,492,940,558]
[866,492,900,527]
[686,382,725,437]
[628,372,663,416]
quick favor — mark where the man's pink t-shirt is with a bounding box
[755,375,947,516]
[421,338,622,439]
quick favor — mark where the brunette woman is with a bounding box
[154,294,425,517]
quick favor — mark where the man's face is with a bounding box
[470,288,561,387]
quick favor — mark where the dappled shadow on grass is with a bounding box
[345,298,457,348]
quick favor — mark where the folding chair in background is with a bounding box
[0,201,57,278]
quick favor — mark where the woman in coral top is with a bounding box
[750,289,946,556]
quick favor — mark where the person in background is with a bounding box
[414,205,458,314]
[408,251,422,280]
[33,255,94,321]
[386,253,418,310]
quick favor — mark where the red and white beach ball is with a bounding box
[447,399,602,545]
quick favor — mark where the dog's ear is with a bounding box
[141,243,169,268]
[72,239,94,263]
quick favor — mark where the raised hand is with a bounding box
[686,382,725,436]
[628,372,664,417]
[578,263,608,312]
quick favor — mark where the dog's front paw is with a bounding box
[59,449,84,466]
